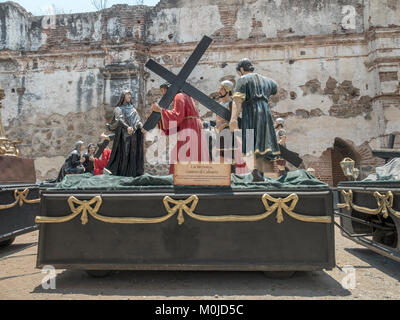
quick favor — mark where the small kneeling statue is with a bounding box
[56,141,86,182]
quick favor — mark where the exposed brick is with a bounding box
[379,71,399,82]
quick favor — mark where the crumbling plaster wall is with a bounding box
[0,0,399,182]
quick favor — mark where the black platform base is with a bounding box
[338,182,400,262]
[0,184,40,246]
[36,188,335,272]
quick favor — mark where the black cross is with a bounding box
[143,36,303,168]
[145,59,232,125]
[143,36,235,131]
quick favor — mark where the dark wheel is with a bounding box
[373,229,398,248]
[85,270,113,278]
[0,237,16,248]
[263,271,296,279]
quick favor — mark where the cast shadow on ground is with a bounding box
[0,271,41,282]
[32,270,351,298]
[0,243,37,260]
[345,248,400,281]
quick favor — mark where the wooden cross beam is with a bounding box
[143,36,213,131]
[145,59,233,123]
[144,36,303,168]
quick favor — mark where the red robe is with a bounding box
[159,93,210,174]
[94,149,111,176]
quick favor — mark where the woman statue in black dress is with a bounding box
[103,91,144,177]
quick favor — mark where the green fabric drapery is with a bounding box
[52,170,328,191]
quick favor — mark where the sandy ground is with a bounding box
[0,219,399,300]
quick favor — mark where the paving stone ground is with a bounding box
[0,219,399,300]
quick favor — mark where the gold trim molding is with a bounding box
[0,188,41,211]
[0,138,21,157]
[36,194,332,225]
[338,190,400,219]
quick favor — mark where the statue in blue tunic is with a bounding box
[229,58,280,182]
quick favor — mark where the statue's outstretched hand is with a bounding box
[152,103,162,113]
[101,133,111,141]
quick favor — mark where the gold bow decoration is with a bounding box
[36,196,102,225]
[36,193,332,225]
[337,190,400,219]
[0,188,41,211]
[262,194,332,224]
[70,196,102,225]
[163,196,199,225]
[337,190,353,212]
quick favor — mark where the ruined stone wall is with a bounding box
[0,0,399,184]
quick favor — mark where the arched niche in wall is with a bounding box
[100,63,141,110]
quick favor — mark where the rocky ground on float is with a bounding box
[0,218,398,300]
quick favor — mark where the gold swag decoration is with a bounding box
[36,193,332,225]
[37,196,179,225]
[172,193,331,224]
[338,190,400,219]
[0,188,40,211]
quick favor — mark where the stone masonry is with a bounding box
[0,0,399,185]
